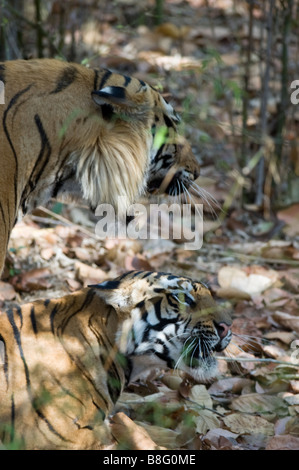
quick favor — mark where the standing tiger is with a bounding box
[0,59,200,274]
[0,270,232,450]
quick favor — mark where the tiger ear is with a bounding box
[89,277,154,311]
[89,279,132,311]
[92,86,140,111]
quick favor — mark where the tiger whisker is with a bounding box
[190,341,200,366]
[190,182,222,209]
[182,182,203,218]
[189,182,221,220]
[174,337,197,371]
[232,332,273,346]
[190,188,219,220]
[168,329,192,344]
[227,341,248,355]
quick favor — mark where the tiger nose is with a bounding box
[214,321,232,339]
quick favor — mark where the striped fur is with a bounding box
[0,271,232,450]
[0,59,200,274]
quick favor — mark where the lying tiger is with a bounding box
[0,271,232,450]
[0,59,200,274]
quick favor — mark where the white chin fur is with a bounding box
[180,359,220,383]
[128,354,220,384]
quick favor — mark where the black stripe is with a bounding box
[50,66,77,94]
[53,151,72,187]
[163,113,175,129]
[6,308,30,387]
[152,144,165,162]
[50,304,59,334]
[166,293,179,309]
[185,294,196,307]
[29,306,38,335]
[0,333,9,387]
[154,298,162,319]
[153,287,165,293]
[2,85,33,218]
[91,279,121,290]
[135,300,145,309]
[117,271,135,280]
[0,201,5,222]
[123,75,131,86]
[60,290,95,334]
[35,408,68,441]
[51,167,76,199]
[31,114,52,186]
[50,290,95,335]
[91,398,106,420]
[93,69,99,90]
[100,103,114,121]
[132,271,143,278]
[107,361,123,403]
[0,63,5,84]
[15,305,23,328]
[20,114,52,212]
[142,272,153,279]
[98,69,112,90]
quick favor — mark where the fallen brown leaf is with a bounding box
[277,204,299,237]
[40,247,55,261]
[230,393,288,417]
[208,377,253,395]
[75,261,108,286]
[11,268,52,292]
[218,265,279,297]
[0,281,17,301]
[216,286,251,301]
[203,428,239,450]
[273,311,299,334]
[124,254,153,271]
[223,412,274,436]
[110,412,167,450]
[266,435,299,450]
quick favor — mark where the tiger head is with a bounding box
[92,270,232,383]
[0,59,200,256]
[0,59,201,276]
[91,72,200,209]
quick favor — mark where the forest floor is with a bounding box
[1,0,299,450]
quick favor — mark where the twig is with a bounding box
[241,0,254,168]
[185,400,225,417]
[217,249,299,266]
[255,0,275,208]
[276,0,293,162]
[34,0,43,58]
[34,206,98,239]
[216,356,299,367]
